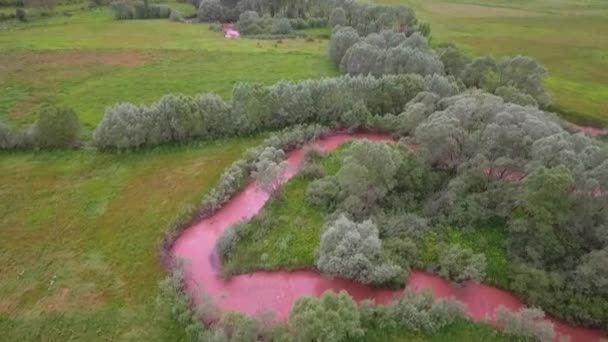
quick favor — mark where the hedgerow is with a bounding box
[93,75,423,149]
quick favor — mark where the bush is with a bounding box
[387,289,466,332]
[329,6,346,27]
[208,22,222,31]
[495,306,555,342]
[329,26,360,66]
[435,243,486,283]
[169,8,184,22]
[147,4,171,18]
[30,106,80,149]
[110,0,133,19]
[495,85,538,107]
[0,123,26,150]
[299,162,326,180]
[289,291,364,341]
[315,215,403,286]
[16,7,26,22]
[306,176,340,210]
[235,10,261,35]
[270,18,292,35]
[197,0,224,22]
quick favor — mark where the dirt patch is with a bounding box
[427,2,541,18]
[28,51,148,66]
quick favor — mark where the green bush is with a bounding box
[110,0,133,19]
[16,7,26,21]
[30,106,81,149]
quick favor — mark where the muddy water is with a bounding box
[171,133,606,341]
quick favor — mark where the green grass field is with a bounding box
[373,0,608,125]
[0,7,336,130]
[0,135,264,340]
[0,0,604,340]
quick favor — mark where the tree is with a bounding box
[436,43,471,79]
[462,56,499,92]
[198,0,225,22]
[315,215,402,285]
[498,55,551,108]
[436,243,486,283]
[337,140,404,216]
[329,26,360,66]
[495,306,555,342]
[252,146,288,197]
[30,106,80,148]
[328,6,346,27]
[289,291,364,342]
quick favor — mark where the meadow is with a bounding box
[0,0,606,340]
[376,0,608,125]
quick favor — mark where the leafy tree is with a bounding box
[289,291,364,342]
[329,26,360,66]
[316,215,403,285]
[495,85,538,107]
[328,6,346,27]
[435,243,486,283]
[462,56,499,92]
[30,106,80,148]
[198,0,225,21]
[252,146,288,197]
[387,289,466,332]
[495,306,555,342]
[498,56,551,108]
[436,43,471,79]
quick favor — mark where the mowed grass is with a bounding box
[374,0,608,126]
[0,135,263,340]
[0,7,336,130]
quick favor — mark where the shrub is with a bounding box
[252,146,288,197]
[30,106,80,149]
[0,123,26,150]
[25,0,55,11]
[289,291,364,341]
[315,215,403,285]
[16,7,26,22]
[169,8,185,22]
[329,6,346,27]
[329,26,360,66]
[495,306,555,342]
[147,4,171,18]
[208,22,222,31]
[235,10,261,35]
[387,289,466,332]
[435,243,486,283]
[270,18,292,35]
[197,0,224,22]
[495,85,538,107]
[110,0,133,19]
[302,144,324,163]
[306,176,340,210]
[299,162,326,180]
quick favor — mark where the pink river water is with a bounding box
[171,132,606,341]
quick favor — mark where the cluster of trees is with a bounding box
[196,0,426,38]
[330,27,552,108]
[110,0,173,20]
[93,74,424,149]
[300,90,607,327]
[0,106,80,150]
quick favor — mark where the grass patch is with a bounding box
[0,135,263,340]
[0,8,336,130]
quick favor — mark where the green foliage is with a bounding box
[15,7,26,21]
[495,306,555,342]
[328,6,346,28]
[435,243,487,283]
[30,105,80,148]
[289,291,364,341]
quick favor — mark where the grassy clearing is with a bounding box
[0,135,263,340]
[375,0,608,125]
[0,7,336,129]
